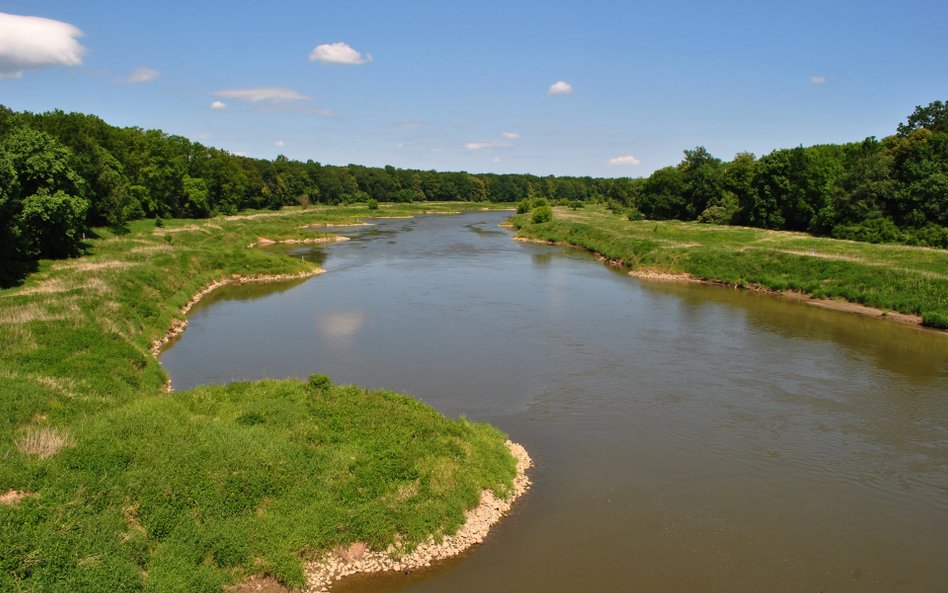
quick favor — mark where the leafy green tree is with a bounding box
[1,126,83,198]
[182,176,211,217]
[897,100,948,136]
[639,166,686,219]
[679,146,724,218]
[884,128,948,227]
[16,190,90,258]
[608,177,639,208]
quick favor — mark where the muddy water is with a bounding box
[161,212,948,593]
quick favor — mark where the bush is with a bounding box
[832,218,903,244]
[366,199,379,210]
[921,311,948,329]
[627,209,645,221]
[568,200,584,210]
[531,206,553,224]
[154,217,164,228]
[532,198,548,208]
[307,373,331,390]
[516,199,531,214]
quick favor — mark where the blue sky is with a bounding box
[1,0,946,177]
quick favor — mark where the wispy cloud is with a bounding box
[275,139,286,148]
[214,87,310,103]
[0,12,85,78]
[309,42,372,65]
[465,141,511,151]
[212,87,330,117]
[123,66,159,84]
[501,131,520,140]
[810,75,829,85]
[608,155,641,166]
[548,80,573,95]
[397,121,424,129]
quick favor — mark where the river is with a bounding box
[161,211,948,593]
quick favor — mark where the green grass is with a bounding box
[0,203,517,592]
[512,205,948,326]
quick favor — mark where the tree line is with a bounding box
[624,101,947,247]
[0,104,617,265]
[1,101,945,269]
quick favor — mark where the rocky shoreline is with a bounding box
[303,440,533,593]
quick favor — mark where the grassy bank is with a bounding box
[512,205,948,328]
[0,203,518,591]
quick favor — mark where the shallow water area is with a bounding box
[161,212,948,593]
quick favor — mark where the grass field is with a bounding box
[0,203,517,592]
[512,205,948,329]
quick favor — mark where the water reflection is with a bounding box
[635,278,948,382]
[316,310,365,348]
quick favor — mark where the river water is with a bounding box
[161,211,948,593]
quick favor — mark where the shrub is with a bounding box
[568,200,584,210]
[531,206,553,224]
[922,311,948,329]
[366,199,379,210]
[627,209,645,221]
[516,199,531,214]
[308,373,332,390]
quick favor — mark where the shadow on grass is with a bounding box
[0,259,38,288]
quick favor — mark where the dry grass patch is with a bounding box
[228,575,291,593]
[15,426,73,459]
[130,243,174,254]
[55,259,137,272]
[0,303,67,324]
[0,489,36,506]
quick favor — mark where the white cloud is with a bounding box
[0,12,85,78]
[212,87,330,117]
[548,80,573,95]
[124,66,159,83]
[465,141,511,151]
[309,42,372,65]
[397,121,424,129]
[214,87,310,103]
[492,157,501,163]
[275,139,286,148]
[501,131,520,140]
[810,75,828,85]
[608,155,641,166]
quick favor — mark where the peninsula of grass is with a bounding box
[0,203,519,592]
[512,205,948,329]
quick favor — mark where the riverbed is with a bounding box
[161,211,948,593]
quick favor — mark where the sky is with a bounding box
[1,0,946,177]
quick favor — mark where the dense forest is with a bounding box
[628,100,948,247]
[0,101,945,269]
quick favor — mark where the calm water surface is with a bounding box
[161,212,948,593]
